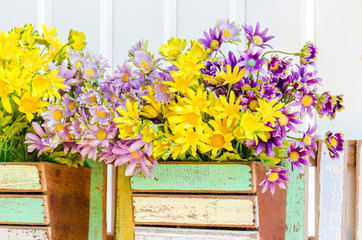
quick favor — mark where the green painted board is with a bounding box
[86,160,105,240]
[131,163,253,193]
[0,197,45,224]
[0,165,41,191]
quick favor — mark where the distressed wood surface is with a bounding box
[133,194,258,228]
[0,195,48,225]
[115,165,134,240]
[0,227,50,240]
[131,162,254,193]
[86,160,107,240]
[316,141,348,240]
[356,141,362,239]
[0,164,42,191]
[252,162,287,240]
[133,227,259,240]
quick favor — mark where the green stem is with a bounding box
[219,50,226,58]
[260,157,270,171]
[262,50,297,59]
[52,43,69,62]
[226,84,232,98]
[156,67,169,73]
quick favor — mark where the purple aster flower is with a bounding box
[300,124,320,159]
[62,94,77,118]
[199,27,223,53]
[42,106,65,129]
[242,22,274,49]
[259,82,278,101]
[268,55,291,78]
[90,106,112,125]
[216,19,241,43]
[48,60,77,91]
[83,124,117,148]
[287,141,311,173]
[129,40,146,57]
[240,90,258,111]
[82,60,99,81]
[133,50,157,73]
[276,108,303,138]
[290,87,317,118]
[25,122,51,156]
[247,128,283,157]
[296,65,322,86]
[238,45,267,80]
[259,168,291,195]
[325,131,344,159]
[201,61,221,76]
[77,89,102,106]
[154,82,170,104]
[69,118,87,138]
[300,41,317,66]
[317,92,344,120]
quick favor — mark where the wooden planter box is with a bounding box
[0,162,91,240]
[116,161,306,240]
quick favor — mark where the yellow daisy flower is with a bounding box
[159,37,187,60]
[204,119,234,156]
[13,92,48,121]
[114,100,142,139]
[213,91,241,127]
[219,65,245,85]
[257,98,284,126]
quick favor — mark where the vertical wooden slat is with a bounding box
[356,141,362,239]
[316,141,348,240]
[87,160,107,240]
[115,165,134,240]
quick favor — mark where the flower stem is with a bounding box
[262,50,297,59]
[219,50,226,58]
[260,157,270,171]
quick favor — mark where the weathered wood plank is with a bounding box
[356,141,362,239]
[0,163,43,192]
[133,194,258,228]
[316,141,348,240]
[87,160,107,240]
[131,162,254,193]
[133,227,259,240]
[0,195,48,225]
[115,165,134,240]
[0,227,50,240]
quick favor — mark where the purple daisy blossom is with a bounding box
[325,131,344,159]
[300,124,320,159]
[216,19,241,43]
[90,106,112,125]
[296,65,322,86]
[62,94,77,118]
[84,124,118,148]
[99,142,118,164]
[259,168,291,195]
[201,61,221,76]
[287,141,311,174]
[79,145,98,161]
[317,92,344,120]
[223,51,244,71]
[154,82,171,103]
[300,42,318,66]
[259,82,278,101]
[238,45,267,80]
[240,90,259,111]
[242,22,274,49]
[276,108,303,138]
[82,59,100,81]
[42,106,65,128]
[108,61,134,90]
[129,40,146,57]
[199,27,223,53]
[25,122,51,156]
[290,87,317,119]
[133,50,157,73]
[69,118,87,138]
[77,89,102,106]
[48,60,77,91]
[247,129,283,157]
[268,55,291,78]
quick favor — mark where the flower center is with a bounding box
[140,61,149,69]
[160,84,169,94]
[330,137,337,147]
[225,104,239,116]
[267,172,279,182]
[88,96,97,103]
[270,62,280,71]
[123,73,130,82]
[186,112,200,126]
[301,95,313,107]
[85,68,95,78]
[96,109,107,118]
[304,136,312,146]
[242,84,251,91]
[210,40,219,50]
[223,29,231,38]
[210,134,225,148]
[131,151,142,159]
[74,60,81,69]
[247,59,256,67]
[253,35,264,45]
[68,101,75,111]
[264,131,271,140]
[290,151,299,161]
[96,129,107,140]
[53,110,63,121]
[279,114,289,126]
[249,99,258,110]
[55,124,65,132]
[111,94,117,103]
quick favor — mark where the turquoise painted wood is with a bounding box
[0,197,45,224]
[131,163,254,193]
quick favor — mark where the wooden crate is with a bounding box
[0,162,91,240]
[115,161,306,240]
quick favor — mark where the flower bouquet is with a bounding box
[29,19,344,194]
[0,23,87,166]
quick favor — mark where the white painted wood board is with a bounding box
[316,143,348,240]
[0,227,50,240]
[134,227,259,240]
[133,194,258,227]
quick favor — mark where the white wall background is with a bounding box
[1,0,361,237]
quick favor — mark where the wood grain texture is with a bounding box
[0,164,41,191]
[42,162,91,240]
[87,160,107,240]
[253,162,287,240]
[115,165,134,240]
[316,141,348,240]
[356,141,362,239]
[131,162,254,193]
[0,227,50,240]
[133,194,258,228]
[133,227,259,240]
